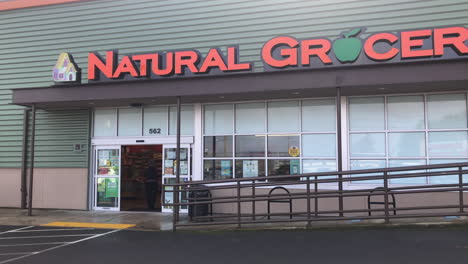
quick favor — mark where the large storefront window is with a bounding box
[93,105,194,137]
[203,99,337,180]
[349,93,468,184]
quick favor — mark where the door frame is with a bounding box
[93,145,121,211]
[90,137,194,212]
[162,144,192,213]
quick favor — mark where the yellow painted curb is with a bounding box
[41,222,136,229]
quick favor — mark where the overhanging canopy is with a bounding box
[12,60,468,109]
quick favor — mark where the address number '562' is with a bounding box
[148,128,161,134]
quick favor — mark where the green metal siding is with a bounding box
[0,108,89,168]
[0,0,467,168]
[26,110,90,168]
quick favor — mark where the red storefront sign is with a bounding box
[87,26,467,82]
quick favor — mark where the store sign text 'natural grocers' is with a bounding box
[86,26,467,82]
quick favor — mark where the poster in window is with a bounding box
[221,160,232,177]
[290,160,300,175]
[165,167,174,175]
[243,160,258,177]
[180,149,188,160]
[105,178,118,198]
[288,146,300,157]
[164,186,173,209]
[166,149,176,160]
[164,160,174,168]
[180,161,188,175]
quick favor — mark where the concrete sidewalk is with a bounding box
[0,208,174,231]
[2,208,468,232]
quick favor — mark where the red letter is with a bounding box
[175,51,199,74]
[152,53,174,76]
[364,33,399,61]
[301,39,332,65]
[132,54,154,77]
[262,36,299,68]
[434,27,468,56]
[113,56,138,78]
[199,49,228,73]
[88,51,114,80]
[401,29,433,58]
[227,47,251,71]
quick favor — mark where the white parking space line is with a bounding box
[0,227,33,235]
[0,253,37,256]
[0,229,121,264]
[0,242,67,247]
[13,228,96,232]
[0,234,98,240]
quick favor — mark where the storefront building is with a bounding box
[1,0,468,212]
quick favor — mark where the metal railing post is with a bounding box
[383,171,390,224]
[314,175,318,217]
[252,180,256,221]
[306,176,311,227]
[237,181,241,228]
[459,166,464,213]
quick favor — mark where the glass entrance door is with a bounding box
[93,146,121,211]
[162,144,191,213]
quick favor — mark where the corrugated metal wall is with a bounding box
[27,110,90,168]
[1,0,467,168]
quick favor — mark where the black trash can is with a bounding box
[188,185,212,221]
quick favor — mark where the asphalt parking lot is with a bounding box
[0,225,117,264]
[2,224,468,264]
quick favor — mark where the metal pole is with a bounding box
[237,181,241,228]
[306,176,311,227]
[459,166,464,213]
[173,96,182,230]
[27,105,36,216]
[383,171,390,224]
[252,180,255,221]
[86,108,93,211]
[314,175,318,217]
[20,109,29,209]
[336,87,344,217]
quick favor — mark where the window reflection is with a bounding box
[236,135,265,157]
[267,135,300,157]
[204,136,233,157]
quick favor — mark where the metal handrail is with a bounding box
[164,162,468,230]
[165,162,468,187]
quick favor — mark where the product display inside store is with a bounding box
[121,145,163,211]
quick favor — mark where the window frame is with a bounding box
[347,92,468,187]
[92,104,194,138]
[202,98,338,181]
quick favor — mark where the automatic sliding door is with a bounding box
[94,146,121,211]
[162,144,191,213]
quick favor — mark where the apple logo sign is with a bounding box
[333,28,363,63]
